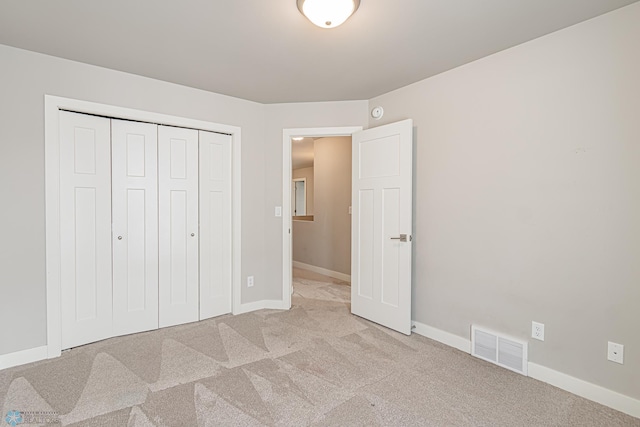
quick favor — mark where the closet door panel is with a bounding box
[158,126,199,327]
[59,111,112,350]
[199,131,232,319]
[112,119,159,336]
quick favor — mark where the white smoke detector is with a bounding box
[371,106,384,120]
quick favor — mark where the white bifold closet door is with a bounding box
[111,119,159,336]
[158,125,200,328]
[199,130,232,319]
[59,111,113,349]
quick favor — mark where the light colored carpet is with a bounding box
[1,268,638,426]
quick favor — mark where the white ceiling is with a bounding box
[292,138,315,170]
[0,0,637,104]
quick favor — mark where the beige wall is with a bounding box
[293,137,351,275]
[368,4,640,399]
[293,166,314,215]
[0,44,267,356]
[0,46,368,356]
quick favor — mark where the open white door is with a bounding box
[351,119,413,335]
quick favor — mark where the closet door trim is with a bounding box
[45,95,242,359]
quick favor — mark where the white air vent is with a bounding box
[471,326,528,376]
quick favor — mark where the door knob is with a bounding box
[191,233,195,237]
[117,236,123,240]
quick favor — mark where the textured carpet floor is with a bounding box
[1,268,638,426]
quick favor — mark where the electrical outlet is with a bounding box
[608,342,624,364]
[247,276,254,288]
[532,321,545,341]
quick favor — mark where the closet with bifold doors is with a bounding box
[58,110,232,350]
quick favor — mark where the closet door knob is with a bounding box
[191,233,195,237]
[117,236,123,240]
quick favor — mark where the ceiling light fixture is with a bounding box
[292,137,304,141]
[297,0,361,29]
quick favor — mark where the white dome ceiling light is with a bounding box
[297,0,361,29]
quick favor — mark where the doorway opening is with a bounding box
[292,135,352,302]
[283,120,414,335]
[282,127,362,309]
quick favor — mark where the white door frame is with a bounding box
[282,126,362,309]
[45,95,242,358]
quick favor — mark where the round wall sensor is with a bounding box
[371,106,384,120]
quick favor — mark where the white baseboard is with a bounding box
[411,321,640,420]
[411,320,471,354]
[2,300,289,370]
[235,299,289,315]
[293,261,351,282]
[528,363,640,419]
[0,345,48,371]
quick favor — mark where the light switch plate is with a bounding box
[275,206,282,217]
